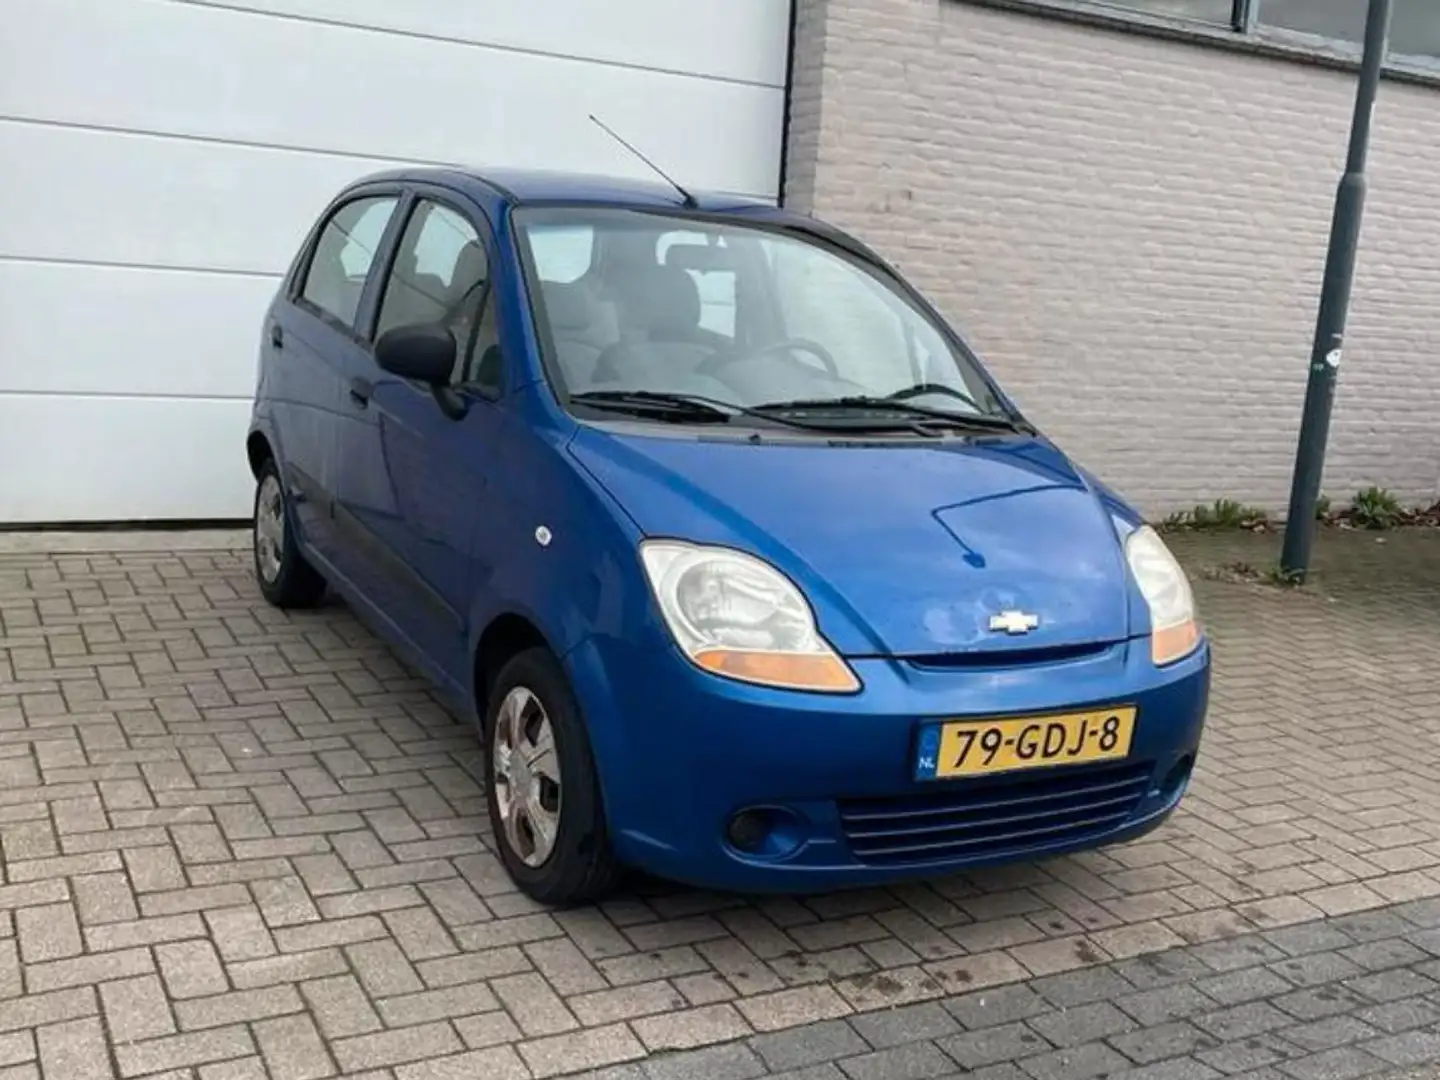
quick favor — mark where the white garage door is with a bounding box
[0,0,790,524]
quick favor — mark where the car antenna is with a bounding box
[589,114,699,209]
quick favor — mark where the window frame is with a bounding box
[291,188,405,340]
[960,0,1440,85]
[362,185,507,401]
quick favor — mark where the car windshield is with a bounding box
[514,207,1009,422]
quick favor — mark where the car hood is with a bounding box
[568,426,1135,658]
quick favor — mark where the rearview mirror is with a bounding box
[375,323,456,386]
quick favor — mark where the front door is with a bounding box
[333,191,509,691]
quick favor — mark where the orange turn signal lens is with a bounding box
[1151,619,1200,666]
[691,648,861,693]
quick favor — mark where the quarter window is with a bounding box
[300,196,398,328]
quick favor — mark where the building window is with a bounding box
[1098,0,1235,26]
[1256,0,1440,64]
[1009,0,1440,71]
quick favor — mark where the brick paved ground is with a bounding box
[0,525,1439,1079]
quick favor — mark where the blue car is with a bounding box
[247,165,1210,905]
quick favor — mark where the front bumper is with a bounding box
[567,633,1210,894]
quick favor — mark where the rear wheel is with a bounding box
[252,457,326,609]
[485,647,620,905]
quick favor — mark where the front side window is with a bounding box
[375,200,497,389]
[301,196,398,328]
[516,208,1004,419]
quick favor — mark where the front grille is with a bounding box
[838,761,1152,866]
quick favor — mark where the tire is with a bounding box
[484,647,620,905]
[252,456,327,609]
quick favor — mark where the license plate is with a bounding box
[914,707,1137,781]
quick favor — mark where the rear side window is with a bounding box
[300,196,398,328]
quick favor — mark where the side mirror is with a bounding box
[375,323,456,386]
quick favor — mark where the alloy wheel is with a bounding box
[492,686,563,867]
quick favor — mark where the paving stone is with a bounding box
[943,985,1051,1030]
[1274,1046,1387,1080]
[1017,1040,1132,1080]
[1272,987,1370,1022]
[1353,996,1440,1034]
[737,986,852,1033]
[397,1046,531,1080]
[632,1004,752,1052]
[836,1041,958,1080]
[26,945,154,994]
[253,1014,335,1080]
[1270,955,1364,990]
[16,903,81,963]
[114,1025,255,1077]
[1341,969,1437,1004]
[376,982,502,1028]
[938,1023,1051,1070]
[1117,985,1217,1027]
[155,940,228,999]
[643,1043,766,1080]
[1360,1029,1440,1066]
[35,1017,108,1080]
[1282,1016,1380,1053]
[1195,1032,1300,1074]
[174,985,304,1031]
[1107,1060,1222,1080]
[100,975,175,1042]
[1029,966,1135,1009]
[1108,1021,1221,1066]
[1196,1001,1298,1042]
[848,1003,959,1049]
[748,1021,869,1071]
[1197,968,1296,1007]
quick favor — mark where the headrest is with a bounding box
[613,265,701,338]
[450,242,488,296]
[543,280,595,330]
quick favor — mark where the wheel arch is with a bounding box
[471,612,553,730]
[246,430,274,478]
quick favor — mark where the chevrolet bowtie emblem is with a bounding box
[988,610,1039,635]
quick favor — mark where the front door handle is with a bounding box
[270,324,284,350]
[348,377,373,407]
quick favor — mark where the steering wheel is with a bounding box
[697,337,839,380]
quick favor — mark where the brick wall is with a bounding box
[784,0,1440,518]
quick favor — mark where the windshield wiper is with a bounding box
[886,383,987,413]
[754,395,1025,431]
[570,390,734,423]
[570,390,843,433]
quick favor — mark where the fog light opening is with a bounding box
[1160,755,1194,800]
[725,807,805,860]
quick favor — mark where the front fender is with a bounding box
[463,414,657,688]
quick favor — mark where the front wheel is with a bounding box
[484,648,620,905]
[252,457,327,609]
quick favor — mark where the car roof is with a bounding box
[342,165,886,269]
[349,165,783,215]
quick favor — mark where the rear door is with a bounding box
[273,189,402,568]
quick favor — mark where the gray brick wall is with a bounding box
[784,0,1440,518]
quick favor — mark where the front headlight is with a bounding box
[638,540,860,693]
[1124,525,1200,666]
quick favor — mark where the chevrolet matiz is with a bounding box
[246,166,1210,905]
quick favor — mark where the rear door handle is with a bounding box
[348,377,373,407]
[270,324,284,350]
